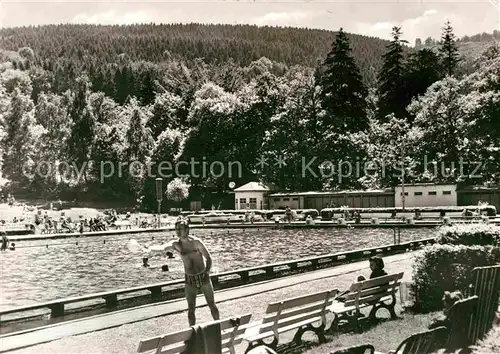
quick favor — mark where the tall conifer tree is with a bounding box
[440,20,460,76]
[377,26,408,120]
[319,28,368,132]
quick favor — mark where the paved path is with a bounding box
[0,252,415,353]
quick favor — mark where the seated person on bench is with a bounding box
[428,290,463,330]
[337,256,388,302]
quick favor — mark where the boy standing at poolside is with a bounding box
[141,218,220,325]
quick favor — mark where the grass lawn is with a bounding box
[471,324,500,354]
[301,310,437,354]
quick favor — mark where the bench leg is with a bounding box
[245,338,278,354]
[346,312,362,333]
[328,312,361,333]
[369,299,397,320]
[293,323,326,345]
[326,315,340,333]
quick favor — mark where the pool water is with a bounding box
[0,227,436,310]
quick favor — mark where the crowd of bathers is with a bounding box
[0,200,169,234]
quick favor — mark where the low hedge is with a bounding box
[437,224,500,246]
[412,244,500,312]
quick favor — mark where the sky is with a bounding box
[0,0,499,44]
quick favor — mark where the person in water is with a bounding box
[143,217,220,325]
[1,232,8,251]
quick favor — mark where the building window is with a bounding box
[283,198,290,201]
[292,197,299,201]
[400,192,408,196]
[443,191,452,195]
[429,191,437,195]
[414,192,422,196]
[249,198,257,209]
[273,198,280,202]
[239,198,246,204]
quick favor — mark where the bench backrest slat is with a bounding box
[469,264,500,343]
[346,283,395,300]
[344,273,403,307]
[157,343,186,354]
[393,326,447,354]
[258,289,338,334]
[258,307,329,334]
[265,290,334,313]
[349,273,404,291]
[137,313,252,353]
[262,299,334,324]
[139,331,191,353]
[446,296,478,350]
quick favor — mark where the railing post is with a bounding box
[265,267,274,277]
[239,271,249,283]
[211,275,219,288]
[149,286,162,299]
[104,294,118,308]
[49,303,65,318]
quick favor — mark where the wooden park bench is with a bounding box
[243,289,339,353]
[372,326,447,354]
[329,272,404,331]
[468,264,500,343]
[137,313,252,354]
[443,295,479,351]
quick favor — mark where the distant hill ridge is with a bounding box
[0,23,391,83]
[0,23,497,84]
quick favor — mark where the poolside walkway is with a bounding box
[0,252,416,354]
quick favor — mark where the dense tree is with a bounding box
[360,115,418,188]
[66,75,96,185]
[404,48,443,121]
[0,88,41,187]
[408,77,478,183]
[440,20,460,76]
[318,28,368,132]
[147,91,184,138]
[377,27,408,120]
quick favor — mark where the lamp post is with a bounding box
[155,178,162,228]
[401,145,406,211]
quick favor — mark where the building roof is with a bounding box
[234,182,274,192]
[269,189,391,197]
[394,183,457,188]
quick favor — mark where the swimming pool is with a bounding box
[0,226,437,310]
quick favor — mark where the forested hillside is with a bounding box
[0,23,499,211]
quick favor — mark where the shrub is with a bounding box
[437,224,500,246]
[412,244,500,312]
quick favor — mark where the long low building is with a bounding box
[233,181,500,211]
[269,190,394,210]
